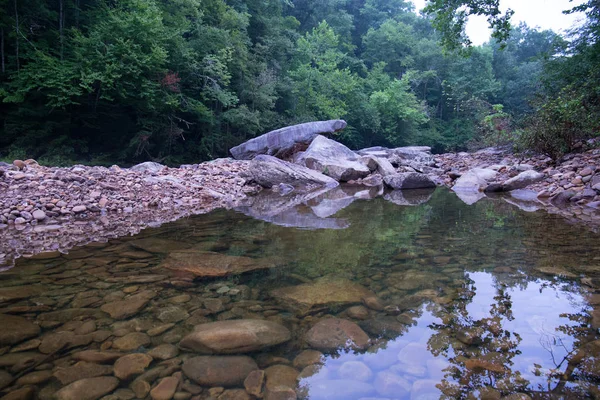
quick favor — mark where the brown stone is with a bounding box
[179,319,290,354]
[0,314,41,346]
[292,350,324,370]
[131,379,152,398]
[150,376,179,400]
[112,332,151,351]
[114,353,153,380]
[16,370,53,385]
[264,365,298,390]
[55,376,119,400]
[305,318,370,352]
[182,356,258,387]
[270,277,375,315]
[1,386,35,400]
[218,389,252,400]
[72,350,122,363]
[244,370,265,397]
[159,250,277,277]
[101,290,157,319]
[53,361,113,385]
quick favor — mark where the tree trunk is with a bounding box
[14,0,19,73]
[1,27,5,74]
[59,0,64,61]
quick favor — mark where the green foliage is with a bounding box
[0,0,588,163]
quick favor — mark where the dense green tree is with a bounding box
[0,0,585,163]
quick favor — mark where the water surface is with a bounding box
[0,188,599,399]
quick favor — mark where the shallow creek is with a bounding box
[0,187,599,400]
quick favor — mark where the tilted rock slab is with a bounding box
[179,319,291,354]
[296,135,371,182]
[230,120,347,160]
[248,154,338,191]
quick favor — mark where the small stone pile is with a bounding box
[433,142,600,229]
[0,159,252,268]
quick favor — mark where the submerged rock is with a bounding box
[305,318,370,352]
[179,319,291,354]
[182,356,258,387]
[270,277,375,315]
[296,135,370,182]
[100,290,157,319]
[159,250,278,277]
[230,120,347,160]
[54,376,119,400]
[0,314,40,346]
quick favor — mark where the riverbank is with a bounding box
[0,160,253,269]
[1,140,600,269]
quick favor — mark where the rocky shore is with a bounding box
[2,120,600,268]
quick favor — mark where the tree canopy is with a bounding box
[0,0,594,164]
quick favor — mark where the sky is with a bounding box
[410,0,588,45]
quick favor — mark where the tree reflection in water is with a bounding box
[428,271,600,398]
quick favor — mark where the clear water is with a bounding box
[0,187,599,399]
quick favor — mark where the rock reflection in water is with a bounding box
[0,189,598,400]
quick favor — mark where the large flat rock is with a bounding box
[180,319,291,354]
[248,155,339,192]
[230,120,347,160]
[159,250,278,277]
[270,277,375,315]
[297,136,370,182]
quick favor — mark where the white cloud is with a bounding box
[410,0,587,45]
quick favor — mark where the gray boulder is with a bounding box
[452,168,498,192]
[383,173,436,190]
[297,135,371,182]
[248,155,338,192]
[230,120,347,160]
[130,161,165,173]
[357,146,435,169]
[502,170,545,191]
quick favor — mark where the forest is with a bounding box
[0,0,598,165]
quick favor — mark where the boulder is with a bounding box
[230,120,347,160]
[0,314,40,346]
[502,170,545,191]
[182,356,258,387]
[159,250,278,277]
[305,318,370,352]
[357,146,434,169]
[296,136,370,182]
[179,319,291,354]
[270,277,375,315]
[248,155,338,191]
[130,162,165,173]
[383,173,436,190]
[452,168,498,192]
